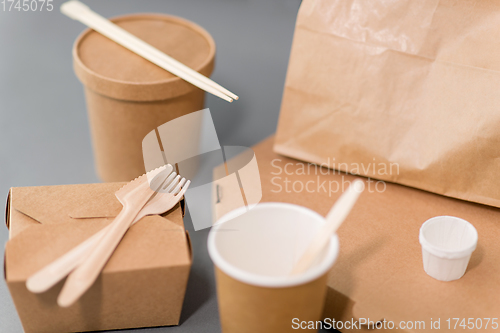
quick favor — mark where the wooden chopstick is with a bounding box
[82,12,237,102]
[61,0,238,102]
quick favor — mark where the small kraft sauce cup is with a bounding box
[419,216,478,281]
[73,14,215,182]
[208,203,339,333]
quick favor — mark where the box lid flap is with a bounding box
[5,183,190,282]
[11,183,125,227]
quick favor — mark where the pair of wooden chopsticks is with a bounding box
[61,1,238,103]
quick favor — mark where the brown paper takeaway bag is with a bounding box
[275,0,500,208]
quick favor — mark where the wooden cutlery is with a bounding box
[61,0,238,102]
[290,180,364,275]
[26,164,190,307]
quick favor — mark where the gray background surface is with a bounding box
[0,0,335,332]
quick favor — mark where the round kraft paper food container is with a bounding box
[73,13,215,182]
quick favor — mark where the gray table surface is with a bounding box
[0,0,335,332]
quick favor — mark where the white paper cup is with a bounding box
[208,203,339,333]
[419,216,478,281]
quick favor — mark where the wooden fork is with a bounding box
[26,167,190,294]
[56,166,189,307]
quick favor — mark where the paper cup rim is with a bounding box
[208,202,340,288]
[419,216,478,259]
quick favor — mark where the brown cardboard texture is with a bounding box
[214,136,500,332]
[215,268,328,333]
[4,182,192,333]
[275,0,500,209]
[74,13,215,182]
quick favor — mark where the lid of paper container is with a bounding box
[73,14,215,101]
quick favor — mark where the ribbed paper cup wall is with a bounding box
[419,216,478,281]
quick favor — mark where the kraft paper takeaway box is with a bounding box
[4,182,192,333]
[213,137,500,333]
